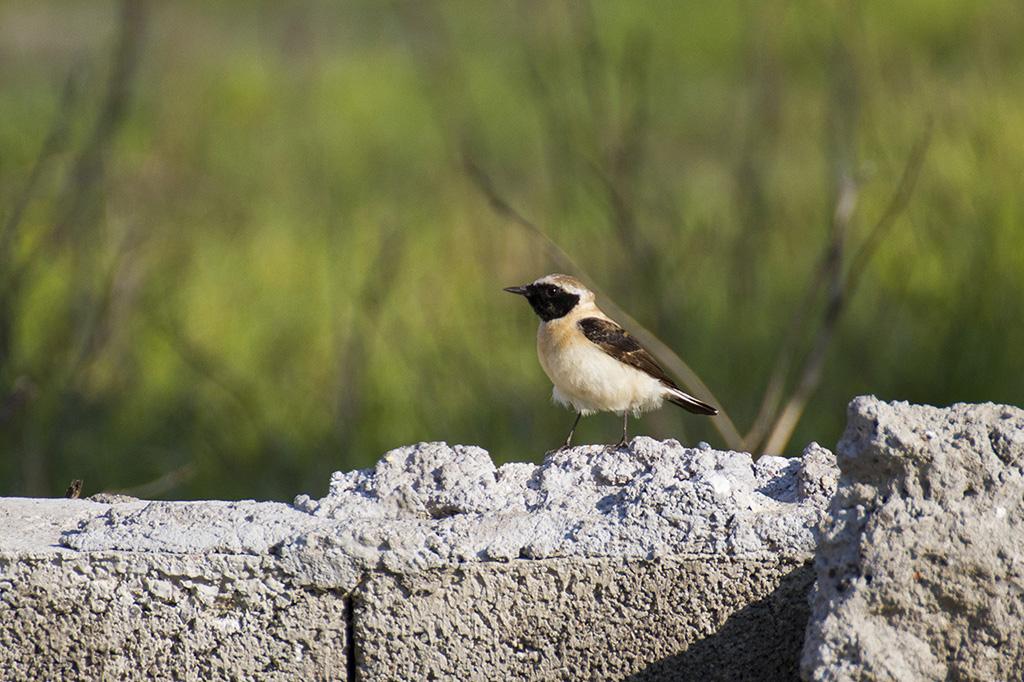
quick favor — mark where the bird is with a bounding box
[504,274,717,451]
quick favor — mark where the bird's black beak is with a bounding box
[503,285,529,296]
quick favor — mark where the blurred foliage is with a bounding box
[1,0,1022,501]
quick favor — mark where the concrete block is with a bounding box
[356,557,814,681]
[802,397,1024,682]
[0,550,348,681]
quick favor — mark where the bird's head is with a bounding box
[504,274,594,322]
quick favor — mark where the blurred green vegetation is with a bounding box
[1,0,1022,501]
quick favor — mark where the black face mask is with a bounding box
[523,284,580,322]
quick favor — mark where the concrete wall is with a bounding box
[1,438,835,681]
[0,545,813,681]
[6,399,1021,681]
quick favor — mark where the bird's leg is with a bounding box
[614,412,630,449]
[559,412,583,451]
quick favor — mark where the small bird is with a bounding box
[505,274,717,450]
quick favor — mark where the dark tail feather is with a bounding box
[666,389,718,416]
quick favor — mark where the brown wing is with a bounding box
[577,317,678,389]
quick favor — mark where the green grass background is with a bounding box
[1,0,1022,500]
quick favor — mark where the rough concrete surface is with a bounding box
[1,437,838,681]
[358,557,814,681]
[290,437,836,572]
[0,551,348,681]
[801,397,1024,682]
